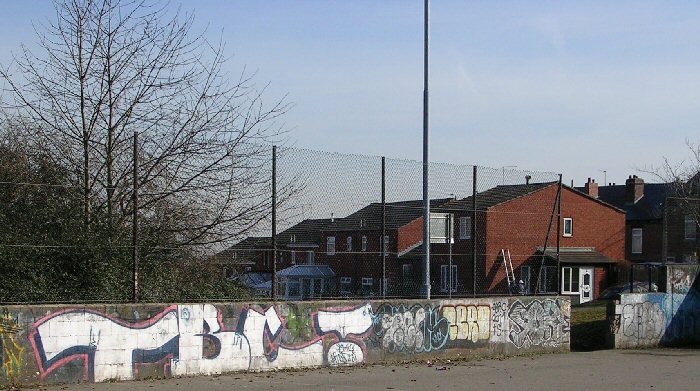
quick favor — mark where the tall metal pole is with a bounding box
[382,157,387,299]
[422,0,431,300]
[556,174,562,295]
[272,146,278,300]
[132,131,139,303]
[472,165,477,298]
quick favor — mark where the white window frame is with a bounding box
[430,213,454,243]
[440,265,458,293]
[361,235,367,251]
[561,266,580,294]
[290,250,296,264]
[362,277,373,286]
[459,216,472,240]
[685,215,697,240]
[381,235,389,255]
[327,236,336,255]
[563,218,573,237]
[346,236,352,252]
[307,250,314,265]
[632,228,643,254]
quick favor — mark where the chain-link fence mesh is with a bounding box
[4,142,698,304]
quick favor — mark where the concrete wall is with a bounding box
[0,296,569,386]
[608,265,700,348]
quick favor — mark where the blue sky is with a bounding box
[2,1,700,186]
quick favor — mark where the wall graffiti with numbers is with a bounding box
[0,296,569,386]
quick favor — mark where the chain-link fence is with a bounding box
[250,147,563,301]
[0,138,573,304]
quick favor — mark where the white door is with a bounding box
[579,267,594,303]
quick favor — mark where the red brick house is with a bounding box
[582,175,700,264]
[315,182,625,303]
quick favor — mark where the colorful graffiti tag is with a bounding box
[1,312,24,379]
[442,304,490,343]
[30,303,374,382]
[373,304,449,353]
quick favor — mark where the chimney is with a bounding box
[584,177,599,198]
[525,175,532,185]
[625,175,644,203]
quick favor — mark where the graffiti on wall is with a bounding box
[508,299,570,349]
[491,300,508,341]
[373,304,449,353]
[30,303,374,382]
[670,267,699,294]
[1,312,24,378]
[621,301,665,343]
[442,305,490,343]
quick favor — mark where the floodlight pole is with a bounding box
[422,0,431,299]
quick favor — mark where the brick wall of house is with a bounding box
[626,221,663,262]
[485,185,625,293]
[665,199,700,262]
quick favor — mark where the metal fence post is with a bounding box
[272,145,278,301]
[381,156,386,299]
[132,131,139,303]
[556,174,562,295]
[472,165,477,298]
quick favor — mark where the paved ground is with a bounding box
[37,349,700,391]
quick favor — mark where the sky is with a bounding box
[2,0,700,187]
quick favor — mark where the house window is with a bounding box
[563,218,573,237]
[561,266,580,294]
[459,216,472,239]
[346,236,353,252]
[290,234,296,243]
[521,265,531,294]
[362,277,373,287]
[340,277,352,293]
[685,215,697,240]
[361,236,367,251]
[539,266,558,293]
[381,235,389,255]
[632,228,643,254]
[440,265,458,293]
[430,213,454,243]
[307,250,314,265]
[327,236,336,255]
[402,264,414,279]
[264,251,270,269]
[291,250,296,264]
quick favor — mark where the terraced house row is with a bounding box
[223,176,699,304]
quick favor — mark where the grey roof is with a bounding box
[594,183,671,221]
[323,198,453,232]
[277,218,333,246]
[277,264,336,278]
[539,247,618,264]
[440,182,556,212]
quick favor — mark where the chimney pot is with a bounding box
[625,175,645,203]
[585,177,599,198]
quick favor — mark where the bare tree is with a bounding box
[1,0,290,251]
[644,140,700,238]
